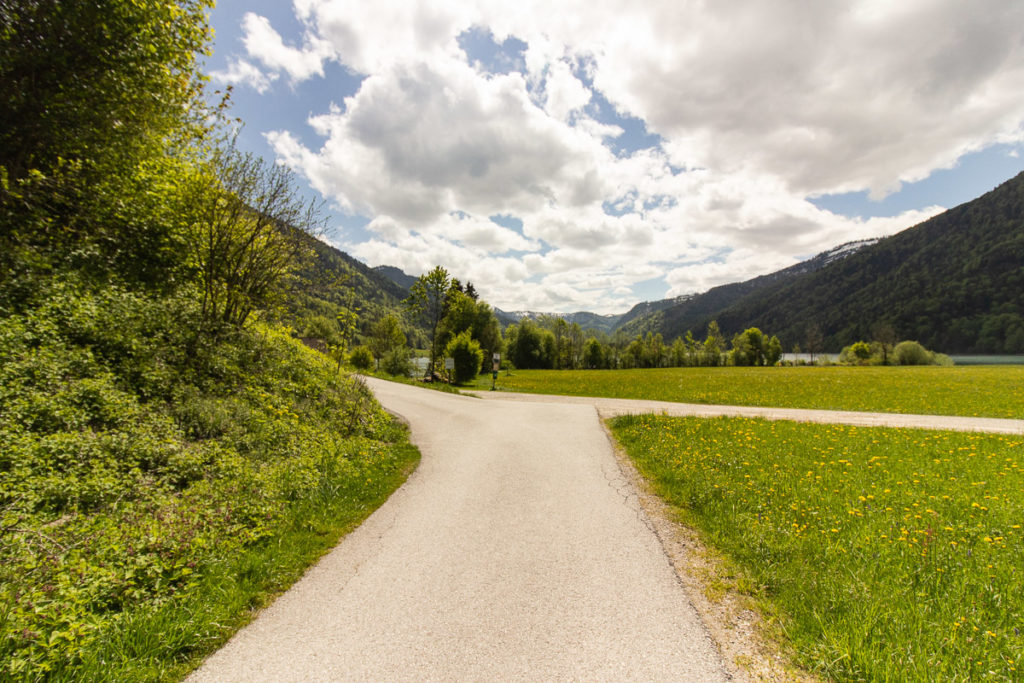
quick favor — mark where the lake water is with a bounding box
[781,353,1024,365]
[949,355,1024,365]
[782,353,840,363]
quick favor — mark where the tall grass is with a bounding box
[611,415,1023,681]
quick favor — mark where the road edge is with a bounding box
[598,414,817,683]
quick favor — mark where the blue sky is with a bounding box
[204,1,1024,313]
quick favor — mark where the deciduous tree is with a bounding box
[404,266,452,377]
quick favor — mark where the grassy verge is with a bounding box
[610,414,1023,681]
[0,284,420,681]
[473,366,1024,419]
[68,433,418,682]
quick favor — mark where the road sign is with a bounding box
[492,352,500,372]
[444,357,454,370]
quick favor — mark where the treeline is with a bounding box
[506,319,784,369]
[334,266,502,384]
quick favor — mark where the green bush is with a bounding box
[381,347,413,377]
[894,340,933,365]
[0,286,416,678]
[838,340,874,365]
[444,330,483,384]
[349,345,374,370]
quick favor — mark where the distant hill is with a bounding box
[620,239,879,339]
[492,309,624,334]
[372,265,418,293]
[615,296,693,330]
[631,171,1024,353]
[286,235,427,345]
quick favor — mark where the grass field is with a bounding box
[476,366,1024,419]
[610,415,1023,681]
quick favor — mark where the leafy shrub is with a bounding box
[444,330,483,384]
[894,340,933,365]
[381,347,413,377]
[839,340,874,365]
[0,287,415,678]
[349,345,374,370]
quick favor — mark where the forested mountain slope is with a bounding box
[286,232,419,340]
[621,239,878,339]
[645,172,1024,353]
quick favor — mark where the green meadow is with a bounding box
[611,415,1024,681]
[478,366,1024,419]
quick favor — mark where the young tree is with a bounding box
[871,321,898,365]
[805,323,824,365]
[742,327,767,366]
[368,314,406,368]
[568,323,585,369]
[183,142,325,331]
[765,335,783,366]
[702,321,725,366]
[584,337,604,369]
[404,265,452,377]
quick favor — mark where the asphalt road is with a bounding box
[187,377,730,682]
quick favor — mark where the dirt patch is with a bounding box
[600,417,818,683]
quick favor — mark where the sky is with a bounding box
[204,0,1024,314]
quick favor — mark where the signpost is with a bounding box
[491,353,500,390]
[444,357,454,384]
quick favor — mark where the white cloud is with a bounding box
[241,12,332,82]
[210,58,277,94]
[217,0,1024,314]
[269,56,608,223]
[541,60,591,121]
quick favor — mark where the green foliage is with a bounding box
[0,2,424,678]
[444,331,484,384]
[303,314,343,347]
[506,319,555,369]
[380,347,414,377]
[181,142,325,331]
[368,314,406,363]
[0,286,417,677]
[894,340,933,365]
[441,291,502,371]
[839,340,875,365]
[349,345,374,370]
[0,0,213,299]
[611,415,1024,681]
[0,0,211,181]
[765,334,783,366]
[404,266,452,377]
[584,338,605,369]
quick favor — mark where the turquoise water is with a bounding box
[949,355,1024,365]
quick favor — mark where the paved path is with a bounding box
[467,390,1024,434]
[187,377,729,682]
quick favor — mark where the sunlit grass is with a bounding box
[477,366,1024,419]
[611,415,1024,681]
